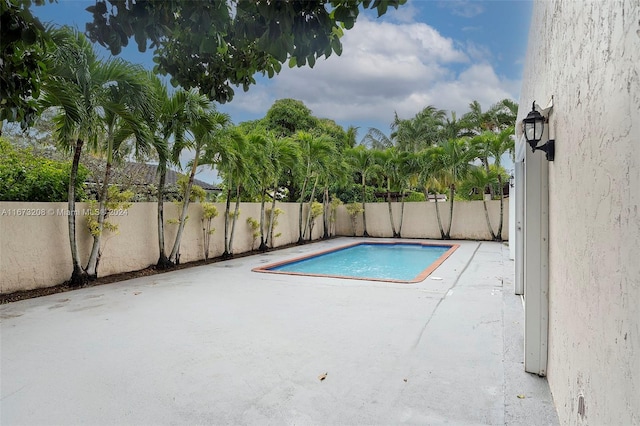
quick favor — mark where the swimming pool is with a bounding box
[253,241,459,283]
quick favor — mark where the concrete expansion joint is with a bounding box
[411,242,482,349]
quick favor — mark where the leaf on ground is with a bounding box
[318,372,327,381]
[517,394,526,399]
[403,378,408,383]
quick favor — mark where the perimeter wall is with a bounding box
[518,1,639,424]
[0,200,508,294]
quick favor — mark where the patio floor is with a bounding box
[0,238,558,425]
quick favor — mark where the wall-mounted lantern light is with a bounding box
[523,102,554,161]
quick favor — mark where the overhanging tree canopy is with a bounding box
[1,0,404,129]
[0,0,51,131]
[85,0,406,103]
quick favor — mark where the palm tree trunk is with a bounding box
[228,184,241,255]
[68,138,88,287]
[222,185,232,258]
[482,198,497,241]
[398,189,406,238]
[266,179,278,247]
[430,190,446,240]
[156,160,172,268]
[258,188,267,252]
[445,185,454,239]
[386,182,398,237]
[361,177,369,237]
[482,157,495,198]
[496,175,504,241]
[322,187,330,239]
[304,175,319,241]
[169,152,199,264]
[203,217,211,260]
[297,174,310,244]
[85,159,113,277]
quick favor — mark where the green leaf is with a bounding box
[332,38,343,56]
[376,2,388,17]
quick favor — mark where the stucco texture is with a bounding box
[519,1,639,424]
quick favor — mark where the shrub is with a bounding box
[246,217,260,249]
[201,203,218,259]
[0,139,87,201]
[405,191,426,202]
[85,187,134,237]
[345,202,364,236]
[266,207,284,246]
[308,201,323,237]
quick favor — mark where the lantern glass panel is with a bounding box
[525,121,536,142]
[524,117,544,143]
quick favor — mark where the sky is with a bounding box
[32,0,532,181]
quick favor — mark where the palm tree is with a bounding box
[484,126,515,240]
[470,131,495,175]
[293,131,335,243]
[373,147,402,237]
[396,150,420,237]
[346,145,375,237]
[41,28,97,286]
[145,81,197,268]
[440,111,465,141]
[488,99,518,130]
[433,138,476,239]
[390,115,422,152]
[168,104,232,264]
[265,137,300,247]
[213,130,251,258]
[417,146,447,238]
[243,132,276,251]
[461,167,500,241]
[320,152,349,239]
[345,125,359,148]
[461,100,491,135]
[40,27,150,285]
[462,99,517,135]
[360,127,394,149]
[391,106,446,152]
[85,66,155,277]
[304,142,338,242]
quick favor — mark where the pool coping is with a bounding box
[252,241,460,283]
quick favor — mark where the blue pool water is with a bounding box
[266,243,453,282]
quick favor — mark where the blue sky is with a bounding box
[33,0,532,181]
[33,1,531,130]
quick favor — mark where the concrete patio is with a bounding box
[0,238,558,425]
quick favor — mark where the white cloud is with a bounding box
[221,17,519,132]
[465,41,493,62]
[385,0,420,23]
[440,1,485,18]
[424,63,517,115]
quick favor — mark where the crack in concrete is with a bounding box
[411,242,482,349]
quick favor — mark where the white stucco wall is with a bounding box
[0,200,507,294]
[518,1,640,424]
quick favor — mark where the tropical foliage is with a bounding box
[0,138,87,201]
[0,0,52,130]
[84,0,406,103]
[2,0,518,282]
